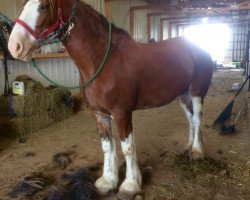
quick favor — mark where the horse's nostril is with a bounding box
[16,42,23,53]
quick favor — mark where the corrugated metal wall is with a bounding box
[0,58,79,93]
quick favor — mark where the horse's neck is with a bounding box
[62,1,109,79]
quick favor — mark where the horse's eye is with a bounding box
[40,4,49,10]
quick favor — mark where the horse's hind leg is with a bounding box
[93,111,119,194]
[113,111,142,200]
[178,95,194,153]
[190,96,204,160]
[178,94,204,160]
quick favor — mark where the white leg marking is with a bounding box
[191,97,204,155]
[178,97,194,149]
[119,133,142,194]
[95,138,118,192]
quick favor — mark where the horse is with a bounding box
[8,0,213,199]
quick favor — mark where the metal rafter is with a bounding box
[143,0,250,14]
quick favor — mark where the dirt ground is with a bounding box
[0,69,250,200]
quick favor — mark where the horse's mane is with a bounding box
[47,0,56,21]
[83,2,131,39]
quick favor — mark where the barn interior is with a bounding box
[0,0,250,200]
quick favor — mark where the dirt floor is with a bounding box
[0,69,250,200]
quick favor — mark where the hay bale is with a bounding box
[12,90,49,117]
[47,88,71,111]
[49,107,73,123]
[0,117,14,136]
[0,79,74,138]
[47,88,73,122]
[0,112,53,138]
[0,96,8,117]
[15,75,45,94]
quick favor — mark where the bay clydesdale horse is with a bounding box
[8,0,213,199]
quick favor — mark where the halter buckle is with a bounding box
[66,23,74,36]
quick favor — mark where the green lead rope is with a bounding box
[31,22,112,90]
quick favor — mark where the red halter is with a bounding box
[12,0,64,40]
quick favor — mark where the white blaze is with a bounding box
[8,0,41,59]
[12,0,40,41]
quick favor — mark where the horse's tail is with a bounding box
[189,45,213,101]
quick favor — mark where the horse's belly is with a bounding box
[134,82,188,110]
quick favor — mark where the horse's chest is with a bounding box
[82,88,109,111]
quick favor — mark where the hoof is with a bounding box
[117,180,141,200]
[183,144,192,156]
[117,191,137,200]
[95,176,118,195]
[183,149,191,156]
[190,150,204,161]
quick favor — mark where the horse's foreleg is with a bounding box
[93,112,118,194]
[114,112,142,200]
[190,96,204,160]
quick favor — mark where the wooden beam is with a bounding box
[147,12,168,17]
[160,12,250,22]
[170,19,249,27]
[0,53,70,60]
[104,0,111,20]
[131,1,250,17]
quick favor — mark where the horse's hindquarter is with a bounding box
[132,38,197,109]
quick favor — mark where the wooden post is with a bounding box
[130,8,134,38]
[247,30,250,91]
[168,23,172,39]
[104,0,111,21]
[147,15,151,42]
[159,19,163,41]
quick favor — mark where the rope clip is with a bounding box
[66,23,74,36]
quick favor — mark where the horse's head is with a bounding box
[8,0,57,61]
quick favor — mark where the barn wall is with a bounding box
[0,0,106,95]
[0,0,21,19]
[109,0,148,43]
[224,23,248,64]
